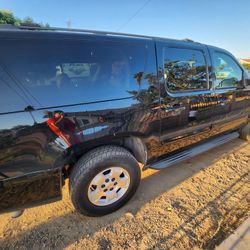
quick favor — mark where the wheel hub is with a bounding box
[87,166,130,206]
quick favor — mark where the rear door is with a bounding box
[156,40,218,158]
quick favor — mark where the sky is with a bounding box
[0,0,249,58]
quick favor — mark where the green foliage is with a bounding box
[0,10,21,26]
[242,63,250,71]
[0,10,49,27]
[22,16,35,24]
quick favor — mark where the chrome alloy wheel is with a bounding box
[87,167,131,206]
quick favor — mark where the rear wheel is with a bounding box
[69,145,141,216]
[239,121,250,141]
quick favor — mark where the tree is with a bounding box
[242,63,250,71]
[0,10,49,27]
[22,16,35,24]
[0,10,21,25]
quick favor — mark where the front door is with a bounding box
[208,48,250,134]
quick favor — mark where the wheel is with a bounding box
[239,121,250,141]
[69,145,141,216]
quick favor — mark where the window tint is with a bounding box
[163,47,208,92]
[0,39,146,109]
[212,52,243,89]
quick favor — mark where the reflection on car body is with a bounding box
[0,24,250,216]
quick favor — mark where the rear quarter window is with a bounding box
[0,38,147,109]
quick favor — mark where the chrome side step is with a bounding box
[147,132,239,170]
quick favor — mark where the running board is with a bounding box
[147,132,239,170]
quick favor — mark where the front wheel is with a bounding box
[69,145,141,216]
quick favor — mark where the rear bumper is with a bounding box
[0,168,62,213]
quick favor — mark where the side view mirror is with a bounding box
[244,71,250,86]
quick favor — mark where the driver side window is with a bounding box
[212,52,243,89]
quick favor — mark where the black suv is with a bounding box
[0,25,250,216]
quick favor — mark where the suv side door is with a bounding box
[156,40,218,158]
[208,47,250,135]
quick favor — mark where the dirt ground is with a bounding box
[0,138,249,250]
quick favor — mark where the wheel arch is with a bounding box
[62,135,147,178]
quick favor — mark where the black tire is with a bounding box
[239,121,250,141]
[69,145,141,216]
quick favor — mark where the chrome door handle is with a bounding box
[164,106,186,112]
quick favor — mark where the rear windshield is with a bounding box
[0,38,147,111]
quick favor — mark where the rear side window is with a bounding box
[212,52,243,89]
[0,38,147,108]
[163,47,208,92]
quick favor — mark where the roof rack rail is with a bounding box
[0,23,153,39]
[0,23,43,30]
[19,23,42,28]
[182,38,194,42]
[0,24,197,43]
[15,24,153,40]
[0,24,19,30]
